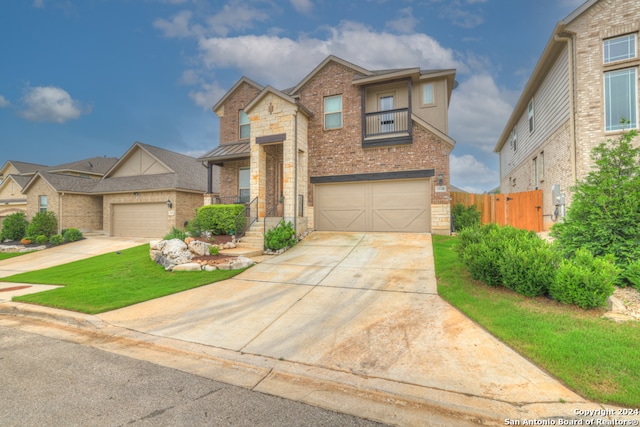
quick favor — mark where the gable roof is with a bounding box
[287,55,374,96]
[212,76,264,114]
[21,171,100,194]
[244,85,313,117]
[0,160,48,176]
[102,142,210,193]
[44,156,118,176]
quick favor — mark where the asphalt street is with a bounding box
[0,325,386,427]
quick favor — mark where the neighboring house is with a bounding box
[200,55,456,236]
[0,142,218,238]
[0,161,50,227]
[494,0,639,230]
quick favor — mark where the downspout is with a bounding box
[294,110,298,233]
[554,32,577,183]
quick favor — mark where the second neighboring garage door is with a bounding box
[112,203,168,238]
[314,179,431,232]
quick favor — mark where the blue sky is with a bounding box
[0,0,585,192]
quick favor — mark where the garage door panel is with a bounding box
[315,179,431,233]
[316,209,366,231]
[112,203,168,238]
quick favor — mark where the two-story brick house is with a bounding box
[494,0,639,230]
[200,55,456,237]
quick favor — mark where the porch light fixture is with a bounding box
[166,199,172,209]
[437,172,444,186]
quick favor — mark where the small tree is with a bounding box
[26,211,58,238]
[551,126,640,265]
[451,203,481,231]
[0,212,29,241]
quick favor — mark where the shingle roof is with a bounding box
[5,160,48,175]
[45,156,118,176]
[35,172,101,193]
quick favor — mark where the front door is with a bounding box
[379,95,395,133]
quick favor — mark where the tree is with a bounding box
[550,126,640,265]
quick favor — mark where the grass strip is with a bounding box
[433,234,640,407]
[0,251,35,261]
[2,244,245,314]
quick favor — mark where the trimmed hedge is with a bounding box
[0,212,29,241]
[196,204,245,235]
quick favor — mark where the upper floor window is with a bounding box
[509,126,517,151]
[238,167,250,203]
[528,99,534,133]
[422,83,434,105]
[239,110,250,139]
[604,67,637,131]
[39,195,48,213]
[324,95,342,130]
[604,34,637,64]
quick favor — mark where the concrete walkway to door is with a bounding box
[93,232,611,425]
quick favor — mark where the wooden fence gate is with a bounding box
[451,190,542,232]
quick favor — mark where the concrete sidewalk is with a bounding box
[0,232,632,426]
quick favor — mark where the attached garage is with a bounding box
[314,177,431,232]
[112,203,168,238]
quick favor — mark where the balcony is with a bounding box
[362,108,412,147]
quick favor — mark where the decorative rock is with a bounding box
[172,263,203,272]
[188,240,211,257]
[184,237,194,245]
[217,256,253,271]
[203,265,218,272]
[149,240,162,250]
[155,238,193,271]
[607,295,626,313]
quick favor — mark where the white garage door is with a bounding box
[112,203,168,238]
[314,179,431,232]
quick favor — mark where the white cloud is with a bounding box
[33,0,44,8]
[438,0,485,29]
[189,82,227,109]
[205,2,270,37]
[154,10,194,38]
[449,74,516,153]
[290,0,313,14]
[19,86,88,123]
[0,95,10,108]
[385,7,419,34]
[450,154,499,193]
[197,21,465,89]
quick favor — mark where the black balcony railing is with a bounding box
[364,108,409,138]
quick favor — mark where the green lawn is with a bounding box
[433,234,640,407]
[2,244,245,314]
[0,251,34,261]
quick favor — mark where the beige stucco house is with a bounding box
[494,0,640,230]
[200,55,456,240]
[0,142,218,238]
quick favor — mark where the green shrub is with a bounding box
[209,245,219,256]
[622,259,640,289]
[185,215,204,238]
[35,235,48,245]
[500,231,559,297]
[62,228,83,242]
[549,248,619,309]
[264,221,297,250]
[26,211,58,238]
[49,234,64,246]
[452,203,481,231]
[0,212,29,241]
[163,227,188,241]
[551,127,640,266]
[197,204,245,236]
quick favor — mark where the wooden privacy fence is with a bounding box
[451,190,543,232]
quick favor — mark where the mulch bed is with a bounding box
[190,235,240,266]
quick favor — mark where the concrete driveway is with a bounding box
[98,232,586,419]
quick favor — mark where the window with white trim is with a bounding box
[239,110,250,139]
[324,95,342,130]
[509,126,517,151]
[238,167,250,203]
[528,99,534,133]
[422,83,434,105]
[604,67,637,131]
[604,34,637,64]
[39,195,48,213]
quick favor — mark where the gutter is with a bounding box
[554,31,578,183]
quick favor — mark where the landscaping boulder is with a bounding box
[217,256,253,271]
[153,238,193,271]
[172,263,203,272]
[188,239,211,257]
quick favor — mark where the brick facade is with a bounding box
[214,57,454,234]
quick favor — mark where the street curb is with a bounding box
[0,302,633,427]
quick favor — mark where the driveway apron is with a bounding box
[99,232,581,406]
